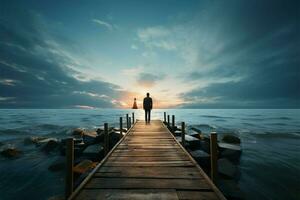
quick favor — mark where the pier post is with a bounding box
[129,117,131,128]
[104,123,109,155]
[119,117,123,140]
[132,112,135,124]
[181,122,185,147]
[164,112,166,123]
[172,115,175,132]
[126,114,129,129]
[65,138,74,199]
[167,115,170,126]
[210,132,218,182]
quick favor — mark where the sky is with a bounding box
[0,0,299,109]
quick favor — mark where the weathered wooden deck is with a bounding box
[70,120,226,200]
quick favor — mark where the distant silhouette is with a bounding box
[143,93,153,123]
[132,98,138,109]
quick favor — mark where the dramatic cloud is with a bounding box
[136,0,299,108]
[0,5,126,108]
[136,72,165,88]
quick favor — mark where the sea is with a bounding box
[0,109,299,200]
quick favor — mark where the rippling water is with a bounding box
[0,109,299,200]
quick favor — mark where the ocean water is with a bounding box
[0,109,299,200]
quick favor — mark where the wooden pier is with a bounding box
[69,120,226,200]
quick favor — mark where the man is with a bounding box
[143,93,153,123]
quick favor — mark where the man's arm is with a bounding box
[143,98,145,110]
[150,98,153,109]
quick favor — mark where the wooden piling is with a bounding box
[65,138,74,199]
[119,117,123,140]
[167,115,170,126]
[164,112,166,123]
[210,132,218,182]
[129,117,131,128]
[126,114,129,129]
[132,113,135,124]
[172,115,175,132]
[104,123,109,155]
[181,122,185,147]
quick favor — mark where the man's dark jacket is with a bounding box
[143,97,153,110]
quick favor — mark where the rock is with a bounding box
[96,128,103,135]
[82,131,98,144]
[48,158,65,171]
[218,158,237,178]
[219,143,242,163]
[190,150,210,168]
[41,139,60,153]
[109,132,121,147]
[173,130,182,136]
[82,144,104,161]
[222,134,241,144]
[217,180,244,200]
[1,147,22,158]
[190,127,202,134]
[72,128,84,137]
[23,136,47,145]
[183,135,203,150]
[73,159,97,174]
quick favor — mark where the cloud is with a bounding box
[177,0,300,108]
[0,6,128,108]
[92,18,114,31]
[135,0,299,108]
[136,72,165,88]
[137,26,176,50]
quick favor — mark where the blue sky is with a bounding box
[0,0,299,108]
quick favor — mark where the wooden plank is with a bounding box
[177,190,219,200]
[76,189,179,200]
[103,161,194,167]
[96,166,203,179]
[106,156,190,162]
[85,177,211,190]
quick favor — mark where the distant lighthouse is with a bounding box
[132,98,138,109]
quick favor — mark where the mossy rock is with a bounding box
[222,134,241,144]
[1,147,22,158]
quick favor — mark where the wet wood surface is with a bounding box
[72,120,226,200]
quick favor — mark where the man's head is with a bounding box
[146,93,150,97]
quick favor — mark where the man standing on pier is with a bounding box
[143,93,153,123]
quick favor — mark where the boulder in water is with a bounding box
[1,147,22,158]
[222,134,241,144]
[217,179,244,200]
[82,144,104,161]
[219,143,242,163]
[218,158,237,178]
[190,150,210,168]
[73,159,97,174]
[24,136,47,145]
[72,128,84,137]
[41,139,60,153]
